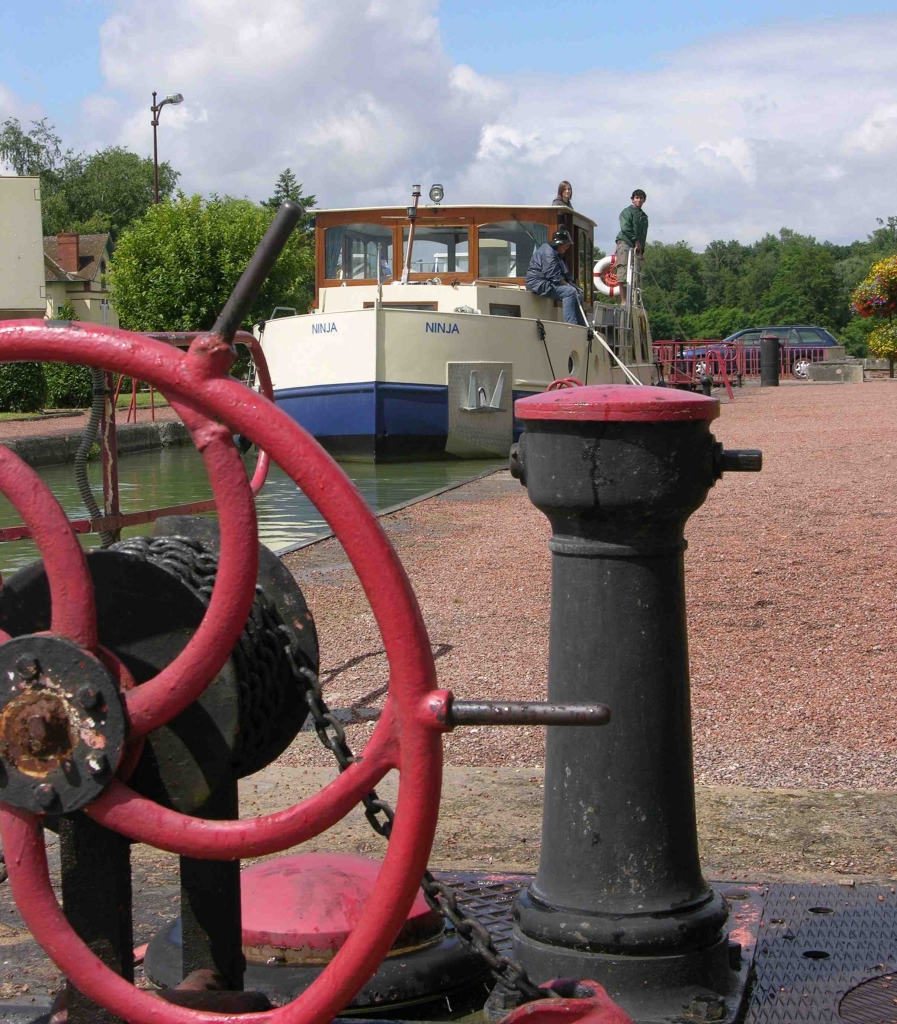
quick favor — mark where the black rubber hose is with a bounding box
[73,367,115,547]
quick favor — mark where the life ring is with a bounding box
[594,255,618,297]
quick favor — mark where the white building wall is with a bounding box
[0,176,44,318]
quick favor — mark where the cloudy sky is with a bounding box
[2,0,896,251]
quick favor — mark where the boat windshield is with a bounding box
[478,221,547,278]
[325,223,395,280]
[402,226,469,274]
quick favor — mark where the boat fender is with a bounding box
[594,256,619,298]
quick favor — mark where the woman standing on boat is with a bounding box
[552,181,574,208]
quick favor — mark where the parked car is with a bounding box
[688,326,841,379]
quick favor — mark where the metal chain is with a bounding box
[278,635,547,1002]
[0,535,547,1002]
[113,535,313,777]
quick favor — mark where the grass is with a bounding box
[116,391,169,409]
[0,392,169,419]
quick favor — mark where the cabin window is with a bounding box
[478,222,547,278]
[489,304,521,317]
[325,223,394,280]
[402,226,469,275]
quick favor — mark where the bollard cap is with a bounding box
[515,385,719,423]
[240,852,442,957]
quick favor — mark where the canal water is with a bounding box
[0,446,503,577]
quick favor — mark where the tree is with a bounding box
[642,241,705,321]
[0,117,62,176]
[110,193,315,333]
[45,147,179,237]
[867,322,897,376]
[761,243,844,327]
[851,254,897,375]
[263,169,315,220]
[0,117,178,237]
[701,240,749,309]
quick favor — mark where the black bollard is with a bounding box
[510,385,761,1024]
[759,335,780,386]
[700,374,713,396]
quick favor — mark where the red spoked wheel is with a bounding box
[0,446,97,648]
[0,320,445,1024]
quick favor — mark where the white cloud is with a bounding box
[458,16,897,247]
[845,104,897,156]
[79,0,499,208]
[17,5,897,246]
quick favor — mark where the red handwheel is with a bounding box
[0,320,445,1024]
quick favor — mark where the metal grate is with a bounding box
[437,874,523,953]
[435,874,897,1024]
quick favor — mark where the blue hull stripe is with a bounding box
[273,382,538,446]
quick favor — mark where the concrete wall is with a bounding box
[1,420,191,467]
[0,176,44,318]
[807,361,864,384]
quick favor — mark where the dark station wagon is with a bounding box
[689,325,841,379]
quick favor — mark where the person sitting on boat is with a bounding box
[525,228,584,325]
[615,189,648,305]
[552,181,573,208]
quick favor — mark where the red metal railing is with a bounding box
[0,330,271,545]
[733,344,824,380]
[652,341,735,399]
[112,374,157,423]
[654,339,831,384]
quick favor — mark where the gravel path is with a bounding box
[281,381,897,790]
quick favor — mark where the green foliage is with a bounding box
[761,242,844,327]
[641,220,897,340]
[679,307,759,340]
[0,117,61,175]
[43,147,178,238]
[851,254,897,319]
[0,363,47,413]
[44,363,93,408]
[837,317,874,357]
[1,117,178,237]
[55,300,79,322]
[110,192,315,334]
[867,322,897,360]
[263,169,316,218]
[642,242,705,318]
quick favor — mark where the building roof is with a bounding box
[43,233,111,283]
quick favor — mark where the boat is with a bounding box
[257,187,656,461]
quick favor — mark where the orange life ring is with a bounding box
[594,255,618,298]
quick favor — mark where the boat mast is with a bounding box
[400,184,422,285]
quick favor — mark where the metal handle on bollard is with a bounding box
[720,449,762,473]
[449,701,611,727]
[713,443,763,478]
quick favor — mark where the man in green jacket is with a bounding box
[615,189,648,305]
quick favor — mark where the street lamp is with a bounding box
[151,91,183,204]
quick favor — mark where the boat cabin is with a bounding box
[312,205,597,310]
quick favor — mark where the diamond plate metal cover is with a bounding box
[437,874,897,1024]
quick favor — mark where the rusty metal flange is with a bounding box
[0,635,126,814]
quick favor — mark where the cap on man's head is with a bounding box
[631,189,647,200]
[551,229,573,246]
